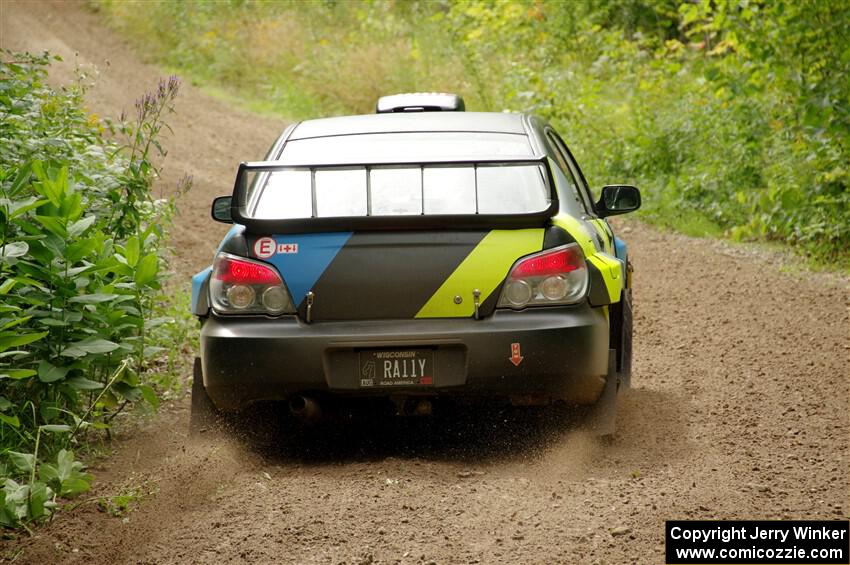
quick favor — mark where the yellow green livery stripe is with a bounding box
[552,213,597,257]
[553,214,622,305]
[416,229,544,318]
[589,219,613,254]
[587,253,622,303]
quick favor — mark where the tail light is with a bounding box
[497,243,588,309]
[209,253,295,315]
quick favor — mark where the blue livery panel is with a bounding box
[614,237,628,281]
[252,233,353,308]
[191,267,212,315]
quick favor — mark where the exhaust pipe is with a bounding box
[394,396,433,416]
[289,395,322,424]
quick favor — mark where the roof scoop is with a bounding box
[376,92,465,113]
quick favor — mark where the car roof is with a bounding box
[288,111,529,140]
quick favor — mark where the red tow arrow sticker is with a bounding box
[509,342,524,366]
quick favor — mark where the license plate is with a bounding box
[358,349,435,388]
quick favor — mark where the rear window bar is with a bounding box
[230,156,558,233]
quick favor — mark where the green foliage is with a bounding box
[96,479,156,517]
[94,0,477,116]
[96,0,849,266]
[143,288,198,399]
[0,447,91,528]
[0,51,189,527]
[441,0,850,264]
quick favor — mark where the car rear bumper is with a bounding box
[200,305,610,411]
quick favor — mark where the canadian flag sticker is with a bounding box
[277,243,298,254]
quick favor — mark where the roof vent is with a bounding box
[376,92,465,113]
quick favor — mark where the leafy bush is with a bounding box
[0,51,188,527]
[95,0,849,266]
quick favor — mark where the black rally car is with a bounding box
[190,93,639,433]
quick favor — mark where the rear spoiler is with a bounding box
[229,156,558,233]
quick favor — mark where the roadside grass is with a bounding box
[652,212,725,241]
[144,289,197,401]
[91,0,477,120]
[175,73,315,122]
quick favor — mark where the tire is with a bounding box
[619,287,633,390]
[584,349,618,438]
[189,357,222,435]
[609,287,633,390]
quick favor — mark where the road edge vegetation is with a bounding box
[0,50,193,530]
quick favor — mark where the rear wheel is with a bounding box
[542,350,618,439]
[189,357,222,435]
[609,287,633,390]
[584,349,618,438]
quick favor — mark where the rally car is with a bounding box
[190,93,639,434]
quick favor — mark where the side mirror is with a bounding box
[595,185,641,218]
[211,196,233,223]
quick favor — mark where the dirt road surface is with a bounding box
[1,2,848,564]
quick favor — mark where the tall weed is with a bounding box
[0,51,189,527]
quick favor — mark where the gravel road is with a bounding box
[1,2,848,564]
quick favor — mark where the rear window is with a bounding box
[249,163,550,219]
[279,132,534,165]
